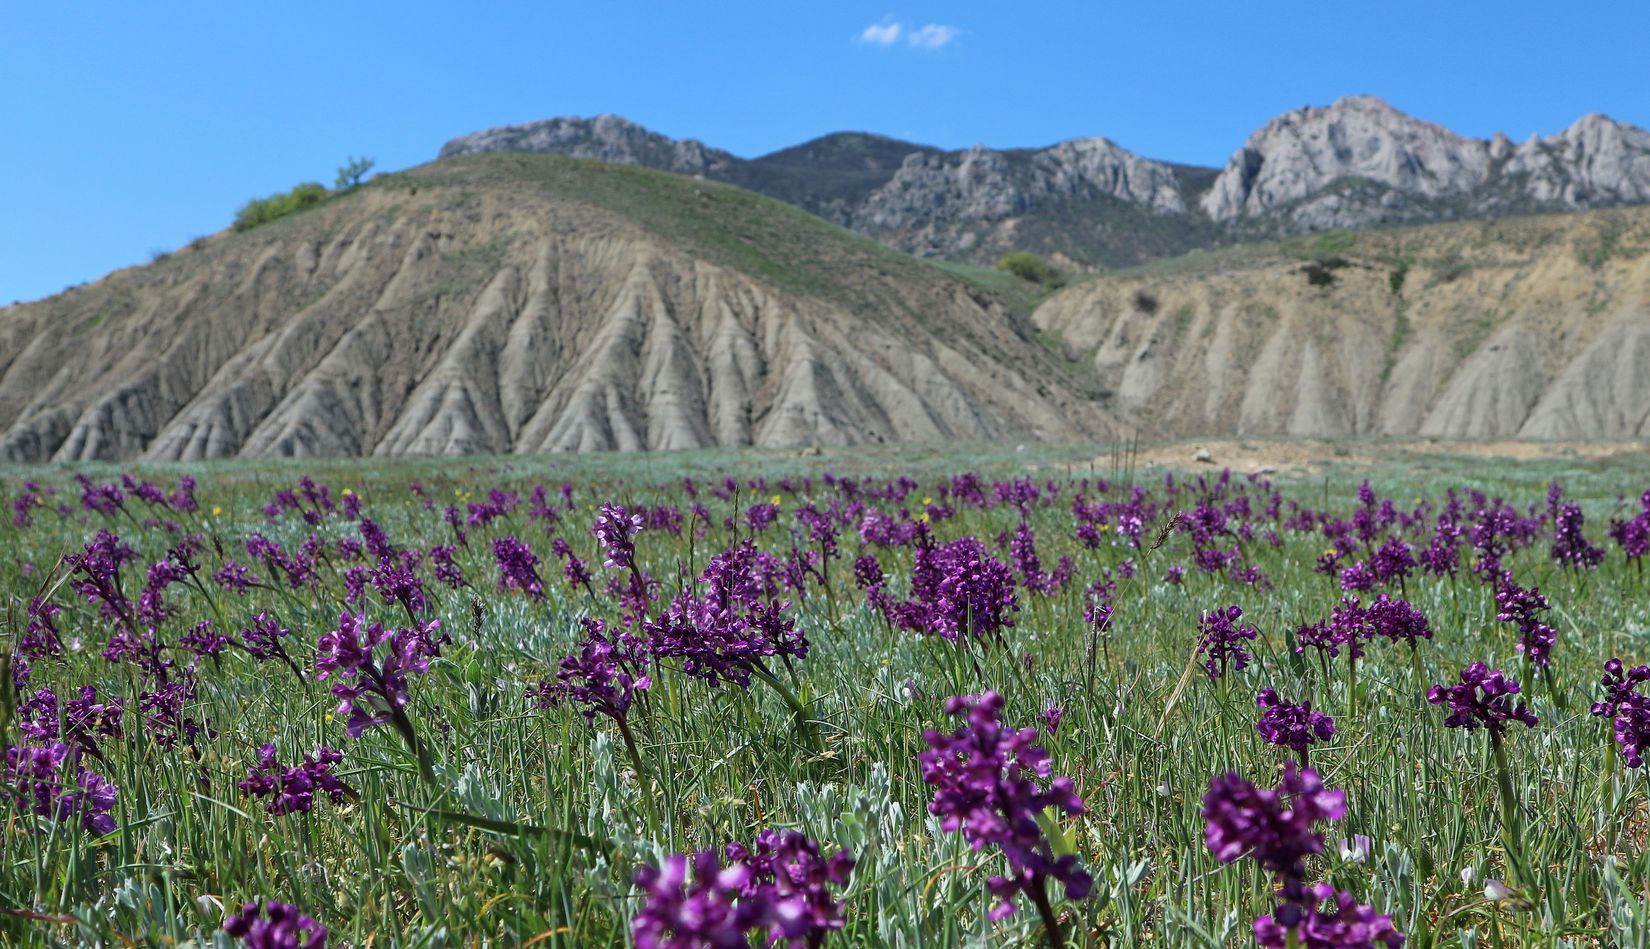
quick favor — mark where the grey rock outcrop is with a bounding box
[1203,96,1650,231]
[1503,113,1650,207]
[439,114,736,177]
[851,139,1189,257]
[1200,96,1490,223]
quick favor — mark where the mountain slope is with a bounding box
[1032,207,1650,438]
[440,101,1650,269]
[440,115,1212,267]
[0,154,1108,462]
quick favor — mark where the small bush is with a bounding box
[1132,288,1159,314]
[1388,263,1408,294]
[233,182,331,232]
[996,251,1065,288]
[1301,257,1348,288]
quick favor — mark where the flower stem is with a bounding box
[1490,732,1527,884]
[1028,875,1064,949]
[616,717,662,839]
[751,666,817,751]
[388,703,436,787]
[1346,652,1358,722]
[1408,644,1427,704]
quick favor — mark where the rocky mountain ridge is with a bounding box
[440,98,1650,267]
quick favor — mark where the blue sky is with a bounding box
[3,0,1646,304]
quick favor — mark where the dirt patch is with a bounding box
[1070,437,1650,478]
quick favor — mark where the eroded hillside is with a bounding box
[1032,208,1650,438]
[0,155,1107,462]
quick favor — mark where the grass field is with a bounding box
[2,442,1648,947]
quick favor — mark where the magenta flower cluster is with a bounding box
[1253,883,1406,948]
[1608,490,1650,562]
[223,900,328,949]
[1203,764,1344,882]
[314,612,443,737]
[1197,605,1258,680]
[3,742,119,835]
[492,535,547,600]
[1255,689,1335,757]
[868,533,1020,642]
[536,618,651,726]
[593,502,643,569]
[17,684,125,757]
[631,829,854,949]
[238,744,352,816]
[1203,765,1401,945]
[644,541,807,688]
[1549,493,1605,570]
[1427,663,1539,734]
[919,691,1091,922]
[1495,582,1557,667]
[1592,658,1650,768]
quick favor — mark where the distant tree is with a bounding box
[996,250,1065,288]
[335,156,376,190]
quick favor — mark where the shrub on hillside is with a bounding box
[232,182,331,232]
[996,250,1065,288]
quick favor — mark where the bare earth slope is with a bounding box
[1032,208,1650,439]
[0,154,1108,462]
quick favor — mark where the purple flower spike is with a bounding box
[1203,764,1345,881]
[920,691,1091,922]
[1427,663,1539,734]
[223,900,328,949]
[1495,582,1557,668]
[1593,658,1650,768]
[1041,706,1064,737]
[238,744,353,816]
[632,831,854,949]
[1366,595,1432,648]
[871,534,1020,643]
[315,612,442,739]
[632,852,749,948]
[1550,498,1605,570]
[594,502,644,570]
[3,742,119,835]
[538,618,651,726]
[1197,605,1258,681]
[643,542,806,689]
[493,535,547,600]
[1253,883,1405,948]
[724,829,856,947]
[1256,689,1335,756]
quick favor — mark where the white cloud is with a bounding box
[906,23,960,49]
[858,21,902,46]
